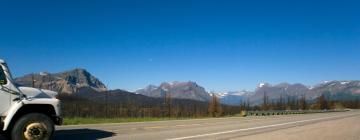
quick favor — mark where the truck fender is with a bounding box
[2,101,23,131]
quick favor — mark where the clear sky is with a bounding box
[0,0,359,92]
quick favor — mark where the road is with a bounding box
[1,111,360,140]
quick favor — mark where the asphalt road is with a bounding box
[1,111,360,140]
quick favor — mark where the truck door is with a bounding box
[0,66,11,116]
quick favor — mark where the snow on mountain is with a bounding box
[258,82,270,88]
[216,90,251,98]
[214,90,254,105]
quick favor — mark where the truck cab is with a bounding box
[0,59,62,140]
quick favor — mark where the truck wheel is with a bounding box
[11,113,54,140]
[1,131,11,140]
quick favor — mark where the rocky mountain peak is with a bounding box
[15,68,107,94]
[136,81,211,101]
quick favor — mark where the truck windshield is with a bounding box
[0,66,7,85]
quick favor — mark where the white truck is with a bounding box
[0,59,62,140]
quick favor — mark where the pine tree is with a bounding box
[299,95,307,110]
[262,92,269,111]
[208,93,222,117]
[316,94,328,110]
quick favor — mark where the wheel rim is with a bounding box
[23,123,48,140]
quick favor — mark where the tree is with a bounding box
[208,93,222,117]
[316,94,328,110]
[299,95,307,110]
[246,98,250,110]
[276,94,285,110]
[239,99,248,112]
[262,92,269,111]
[31,73,36,88]
[164,92,172,118]
[286,96,297,110]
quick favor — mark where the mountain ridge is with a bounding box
[136,81,211,101]
[15,68,107,94]
[219,81,360,105]
[14,69,360,105]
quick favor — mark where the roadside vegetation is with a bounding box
[59,92,360,125]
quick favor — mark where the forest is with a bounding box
[59,91,360,119]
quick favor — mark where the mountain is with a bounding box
[137,81,360,105]
[15,68,107,94]
[136,81,211,101]
[217,91,253,105]
[14,68,360,105]
[249,83,311,103]
[224,81,360,105]
[310,81,360,100]
[213,83,313,105]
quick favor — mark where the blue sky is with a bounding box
[0,0,359,92]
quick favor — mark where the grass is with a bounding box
[63,117,206,125]
[63,110,344,125]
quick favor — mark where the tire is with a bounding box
[11,113,54,140]
[1,131,11,140]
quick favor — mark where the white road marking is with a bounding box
[166,114,356,140]
[174,124,202,127]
